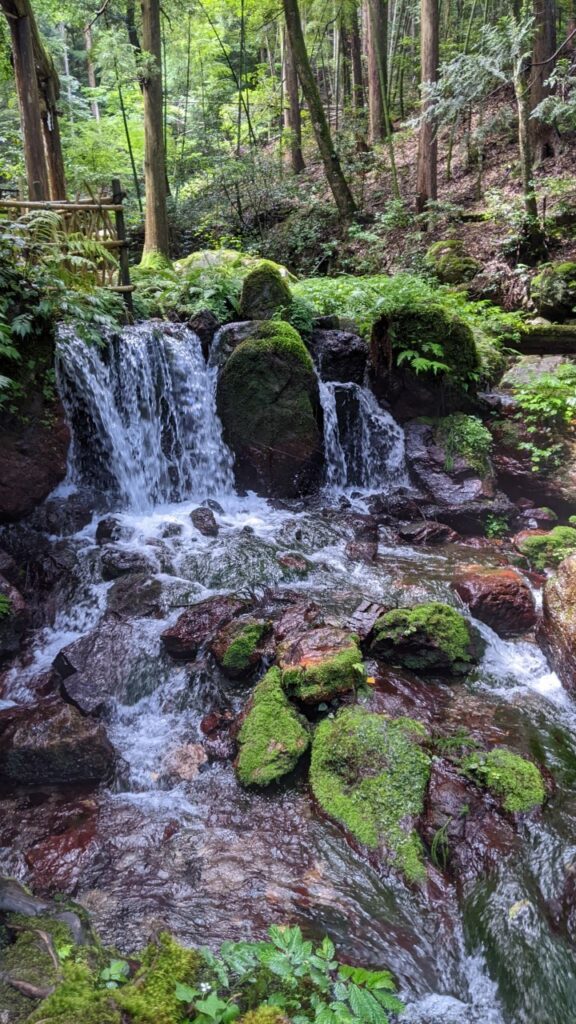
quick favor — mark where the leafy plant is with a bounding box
[435,413,493,475]
[485,513,510,539]
[100,958,130,988]
[513,363,576,471]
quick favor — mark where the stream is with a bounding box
[1,322,576,1023]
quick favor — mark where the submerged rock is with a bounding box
[453,566,536,638]
[100,545,157,581]
[398,521,460,545]
[161,594,248,660]
[371,602,484,675]
[278,627,362,703]
[540,554,576,692]
[0,700,115,787]
[236,667,310,786]
[217,322,322,498]
[190,505,219,537]
[310,707,430,882]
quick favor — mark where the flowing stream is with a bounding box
[2,323,576,1023]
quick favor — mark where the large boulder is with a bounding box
[161,595,248,660]
[453,566,537,638]
[217,322,323,497]
[540,554,576,692]
[0,700,115,787]
[236,667,310,786]
[531,262,576,322]
[239,263,293,320]
[404,419,495,508]
[0,402,70,523]
[306,328,367,383]
[424,239,482,285]
[310,707,430,882]
[371,602,484,676]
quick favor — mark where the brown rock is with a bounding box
[162,743,208,782]
[26,808,100,894]
[453,565,537,637]
[540,554,576,692]
[398,521,460,545]
[210,617,272,678]
[0,402,69,523]
[190,506,219,537]
[277,625,358,703]
[161,595,249,660]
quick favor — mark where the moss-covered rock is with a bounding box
[462,748,545,813]
[216,322,322,497]
[531,261,576,322]
[236,667,310,786]
[310,708,430,881]
[541,553,576,692]
[425,240,482,285]
[278,628,363,704]
[515,525,576,569]
[114,933,202,1024]
[239,262,293,320]
[370,602,483,675]
[27,962,122,1024]
[211,619,271,678]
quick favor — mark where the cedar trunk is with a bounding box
[416,0,439,215]
[366,0,387,143]
[284,23,305,173]
[283,0,356,220]
[530,0,557,161]
[141,0,170,256]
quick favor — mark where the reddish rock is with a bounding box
[277,553,310,575]
[345,598,388,641]
[161,743,208,782]
[540,554,576,693]
[210,617,273,678]
[190,506,219,537]
[0,700,115,788]
[513,528,549,552]
[272,599,324,643]
[26,810,100,894]
[398,521,460,545]
[277,626,358,703]
[453,565,537,638]
[161,595,249,660]
[0,401,70,523]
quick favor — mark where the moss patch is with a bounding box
[239,262,293,320]
[462,748,545,813]
[310,708,430,882]
[236,667,310,787]
[371,602,483,675]
[516,526,576,570]
[425,240,482,285]
[28,962,122,1024]
[114,933,202,1024]
[239,1011,289,1024]
[531,261,576,322]
[281,639,363,703]
[221,622,269,675]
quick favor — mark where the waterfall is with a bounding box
[55,322,234,509]
[318,380,408,492]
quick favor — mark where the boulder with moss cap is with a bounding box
[462,748,545,813]
[310,707,430,882]
[236,667,310,786]
[239,261,293,320]
[531,261,576,322]
[278,627,363,703]
[216,321,323,497]
[370,601,484,675]
[425,239,482,285]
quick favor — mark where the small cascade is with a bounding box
[56,322,235,509]
[318,379,408,492]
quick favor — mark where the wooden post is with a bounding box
[111,178,133,314]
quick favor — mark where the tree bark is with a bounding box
[140,0,170,256]
[1,0,48,199]
[84,25,100,121]
[531,0,557,161]
[416,0,439,217]
[283,0,356,219]
[283,22,305,173]
[366,0,387,143]
[348,2,365,109]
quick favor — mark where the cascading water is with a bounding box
[56,322,234,509]
[318,378,408,491]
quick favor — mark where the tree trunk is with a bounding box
[348,2,365,109]
[84,25,100,121]
[1,0,48,199]
[416,0,439,217]
[366,0,387,143]
[284,22,305,172]
[140,0,170,256]
[283,0,356,219]
[531,0,557,161]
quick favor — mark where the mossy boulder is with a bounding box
[236,667,310,786]
[531,261,576,322]
[310,708,430,881]
[462,748,545,813]
[425,239,482,285]
[514,525,576,569]
[216,322,323,497]
[239,262,293,320]
[370,602,484,675]
[211,618,271,678]
[541,553,576,693]
[278,628,363,704]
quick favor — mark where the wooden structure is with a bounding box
[0,177,134,311]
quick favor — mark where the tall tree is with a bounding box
[283,22,305,173]
[283,0,356,219]
[140,0,170,256]
[416,0,439,216]
[366,0,387,143]
[530,0,557,161]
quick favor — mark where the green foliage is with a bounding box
[531,262,576,322]
[0,593,12,619]
[462,748,545,813]
[435,413,493,475]
[281,639,363,704]
[236,667,310,787]
[485,513,510,539]
[516,526,576,570]
[310,708,430,882]
[510,360,576,472]
[100,959,130,988]
[371,602,482,675]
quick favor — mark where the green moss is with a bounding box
[28,962,121,1024]
[310,708,430,882]
[517,526,576,569]
[371,602,482,675]
[116,933,202,1024]
[281,639,363,703]
[251,320,314,370]
[138,251,174,273]
[222,622,269,674]
[0,593,12,619]
[236,667,310,787]
[462,748,545,813]
[239,262,293,320]
[434,413,493,475]
[425,240,482,285]
[0,915,76,1024]
[239,1010,288,1024]
[383,303,480,386]
[531,261,576,321]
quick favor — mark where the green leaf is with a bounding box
[174,981,199,1002]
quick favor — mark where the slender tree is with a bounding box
[283,22,305,172]
[140,0,170,256]
[416,0,439,217]
[283,0,356,219]
[530,0,557,161]
[366,0,387,143]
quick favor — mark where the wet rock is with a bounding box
[344,598,388,641]
[278,627,362,703]
[0,700,115,787]
[514,526,576,570]
[404,421,495,507]
[106,574,164,619]
[217,322,323,498]
[161,743,208,782]
[276,553,311,577]
[25,806,101,894]
[0,548,19,587]
[210,321,261,368]
[100,545,156,581]
[540,554,576,692]
[27,492,93,536]
[271,598,325,642]
[491,415,576,510]
[516,505,558,530]
[343,514,379,563]
[188,309,221,359]
[453,566,537,638]
[161,595,248,660]
[200,708,237,762]
[368,666,449,727]
[190,506,219,537]
[236,667,310,786]
[239,264,292,321]
[0,401,70,523]
[95,515,132,546]
[398,521,460,545]
[211,617,272,678]
[0,877,49,916]
[202,498,225,514]
[0,575,27,663]
[371,602,484,676]
[307,329,367,384]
